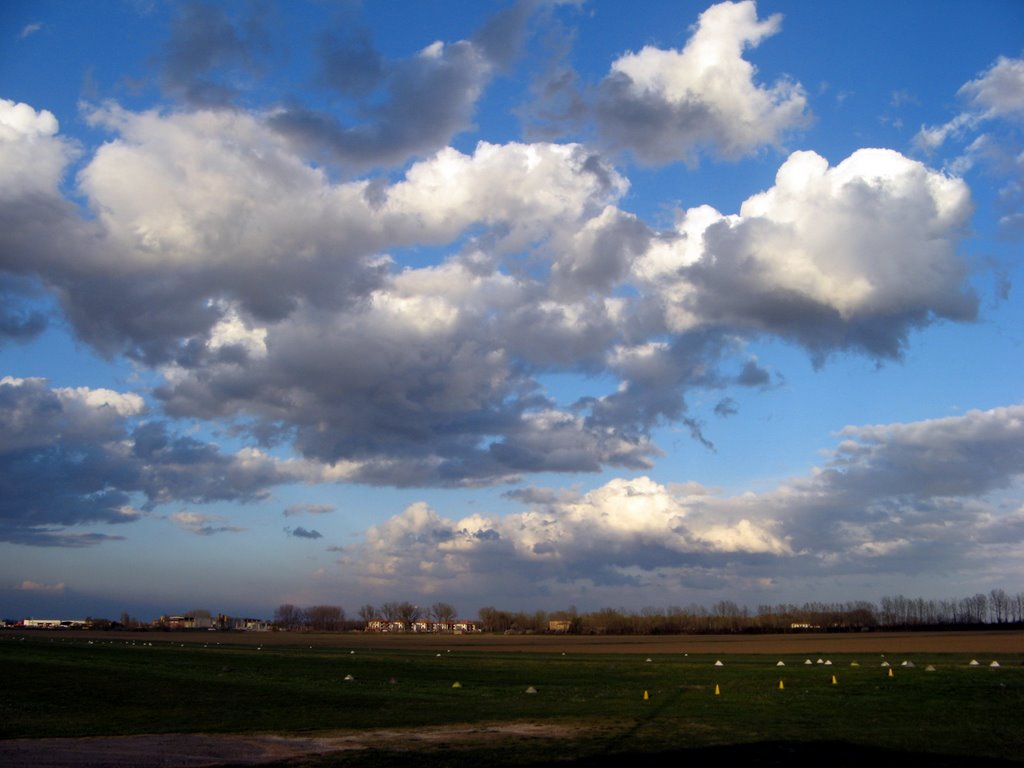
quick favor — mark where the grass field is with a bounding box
[2,631,1023,766]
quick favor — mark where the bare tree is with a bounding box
[990,589,1009,623]
[358,604,377,626]
[429,602,457,623]
[478,606,512,633]
[396,601,420,628]
[712,600,743,631]
[274,603,305,630]
[971,593,989,624]
[306,605,345,631]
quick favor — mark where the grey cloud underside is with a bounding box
[593,74,806,167]
[713,397,738,417]
[269,42,488,171]
[287,526,323,539]
[735,407,1024,570]
[682,223,977,365]
[316,27,385,98]
[161,1,267,108]
[0,277,46,342]
[0,378,300,546]
[56,257,387,367]
[736,360,770,387]
[0,529,126,548]
[687,274,957,365]
[470,0,543,70]
[270,1,543,171]
[130,421,292,505]
[596,77,718,165]
[157,1,542,170]
[348,406,1024,595]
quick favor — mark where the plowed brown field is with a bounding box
[59,627,1024,654]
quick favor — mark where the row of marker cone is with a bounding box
[458,673,886,697]
[643,669,896,698]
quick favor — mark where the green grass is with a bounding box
[3,635,1023,765]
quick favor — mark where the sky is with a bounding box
[1,0,1022,622]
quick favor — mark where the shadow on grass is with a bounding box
[563,742,1020,767]
[261,740,1020,768]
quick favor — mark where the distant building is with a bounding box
[365,619,478,633]
[366,619,407,632]
[233,617,271,632]
[157,614,213,630]
[22,619,84,629]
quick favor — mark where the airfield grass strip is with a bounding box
[2,635,1022,763]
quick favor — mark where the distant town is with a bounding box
[1,601,480,634]
[3,613,482,633]
[4,591,1024,635]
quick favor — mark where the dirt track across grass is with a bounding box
[0,723,586,768]
[4,723,1022,768]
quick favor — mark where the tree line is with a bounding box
[477,589,1024,634]
[264,590,1024,634]
[273,604,351,631]
[127,589,1023,634]
[272,600,459,631]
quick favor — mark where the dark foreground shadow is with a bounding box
[553,742,1018,768]
[264,741,1020,768]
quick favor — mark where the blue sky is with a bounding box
[1,0,1022,621]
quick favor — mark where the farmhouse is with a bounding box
[20,618,86,629]
[232,617,271,632]
[156,614,214,630]
[366,619,406,632]
[365,619,479,633]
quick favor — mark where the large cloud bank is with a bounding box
[0,376,307,546]
[0,0,1011,576]
[0,92,977,487]
[0,80,979,487]
[341,406,1024,602]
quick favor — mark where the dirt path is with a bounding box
[0,723,584,768]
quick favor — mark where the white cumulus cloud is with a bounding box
[916,55,1024,153]
[0,98,77,199]
[596,0,808,165]
[636,147,976,361]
